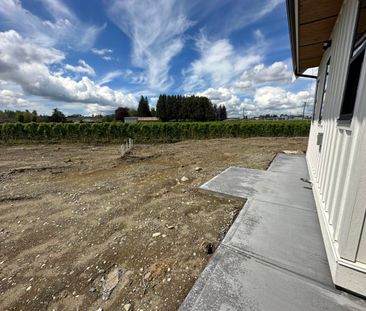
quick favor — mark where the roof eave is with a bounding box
[286,0,317,79]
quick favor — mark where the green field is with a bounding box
[0,120,310,143]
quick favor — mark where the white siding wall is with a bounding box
[306,0,366,294]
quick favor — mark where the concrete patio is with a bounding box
[179,154,366,311]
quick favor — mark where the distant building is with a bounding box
[66,117,102,123]
[137,117,160,122]
[0,117,16,123]
[124,117,138,123]
[66,117,81,123]
[81,118,103,123]
[125,117,160,123]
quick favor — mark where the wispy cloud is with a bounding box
[104,0,284,93]
[184,0,283,36]
[106,0,193,91]
[97,69,147,86]
[0,0,104,50]
[65,60,95,76]
[97,70,123,86]
[91,48,115,61]
[183,31,264,91]
[91,48,113,56]
[101,56,113,61]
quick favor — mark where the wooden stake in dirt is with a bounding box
[120,138,134,157]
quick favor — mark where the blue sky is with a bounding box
[0,0,315,116]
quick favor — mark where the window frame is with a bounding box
[312,79,320,122]
[319,57,331,123]
[338,0,366,123]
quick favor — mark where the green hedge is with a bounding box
[0,121,310,143]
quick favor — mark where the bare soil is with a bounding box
[0,137,307,311]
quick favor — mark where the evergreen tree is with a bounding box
[218,105,227,121]
[156,95,168,121]
[222,105,227,120]
[213,104,218,121]
[156,94,217,122]
[137,96,152,117]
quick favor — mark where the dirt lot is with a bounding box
[0,137,307,311]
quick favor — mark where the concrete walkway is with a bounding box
[179,154,366,311]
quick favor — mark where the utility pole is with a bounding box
[302,101,307,120]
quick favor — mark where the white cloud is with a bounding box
[196,87,242,116]
[234,62,293,91]
[0,86,50,112]
[91,48,113,56]
[0,89,34,108]
[0,0,104,50]
[102,56,113,61]
[183,33,263,91]
[149,97,159,108]
[191,60,306,116]
[65,60,95,76]
[244,86,312,116]
[106,0,192,91]
[0,30,137,113]
[195,83,313,117]
[80,103,121,116]
[91,48,115,61]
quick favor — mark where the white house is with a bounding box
[287,0,366,296]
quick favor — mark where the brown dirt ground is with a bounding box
[0,137,307,311]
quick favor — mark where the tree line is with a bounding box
[116,95,227,122]
[0,110,38,122]
[156,94,226,122]
[1,94,228,123]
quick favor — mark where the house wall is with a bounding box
[306,0,366,295]
[124,117,138,123]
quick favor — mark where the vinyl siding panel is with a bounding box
[306,0,366,295]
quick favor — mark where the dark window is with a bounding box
[355,0,366,47]
[339,0,366,121]
[319,58,331,122]
[312,79,320,122]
